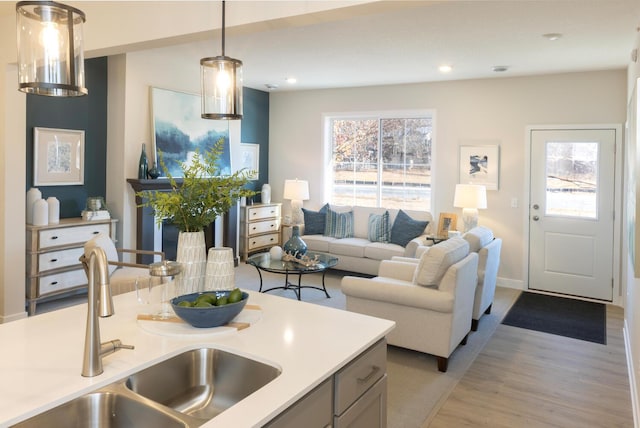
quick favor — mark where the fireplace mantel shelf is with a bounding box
[126,178,183,192]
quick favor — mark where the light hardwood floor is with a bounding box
[428,304,633,427]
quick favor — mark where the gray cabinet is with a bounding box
[25,218,117,315]
[266,339,387,428]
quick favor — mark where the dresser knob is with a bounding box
[51,236,58,240]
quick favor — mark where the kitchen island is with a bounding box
[0,289,394,427]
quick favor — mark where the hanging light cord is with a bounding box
[221,0,226,57]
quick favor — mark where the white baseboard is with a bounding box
[0,310,28,324]
[624,319,640,428]
[496,277,524,290]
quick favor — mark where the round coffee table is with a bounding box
[246,251,338,300]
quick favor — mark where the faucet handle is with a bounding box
[101,339,135,357]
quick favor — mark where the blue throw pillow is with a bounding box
[368,211,390,243]
[390,210,429,247]
[325,208,354,238]
[302,203,329,235]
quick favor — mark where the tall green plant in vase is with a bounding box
[137,138,256,294]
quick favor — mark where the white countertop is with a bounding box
[0,290,394,427]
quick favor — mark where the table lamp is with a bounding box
[283,179,309,225]
[453,184,487,232]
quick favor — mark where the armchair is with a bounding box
[341,238,478,372]
[81,233,165,296]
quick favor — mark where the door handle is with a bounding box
[532,215,540,221]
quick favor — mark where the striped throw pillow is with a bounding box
[368,211,390,243]
[325,209,354,238]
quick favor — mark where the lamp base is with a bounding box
[461,208,479,232]
[291,199,304,225]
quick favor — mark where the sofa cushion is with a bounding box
[328,238,369,258]
[368,211,390,243]
[302,203,329,235]
[463,226,494,252]
[364,242,405,261]
[413,237,469,288]
[390,210,429,247]
[303,234,335,253]
[325,208,355,238]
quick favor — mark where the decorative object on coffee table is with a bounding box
[283,225,307,258]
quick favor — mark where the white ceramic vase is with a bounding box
[176,231,206,295]
[204,247,235,291]
[261,184,271,204]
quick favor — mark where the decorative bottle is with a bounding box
[26,187,41,224]
[283,225,307,258]
[138,143,149,179]
[47,197,60,224]
[261,184,271,204]
[32,199,48,226]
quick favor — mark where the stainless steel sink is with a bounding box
[12,348,281,427]
[11,389,187,428]
[125,348,281,422]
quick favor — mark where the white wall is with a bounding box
[269,70,627,285]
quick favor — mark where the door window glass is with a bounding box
[545,141,598,219]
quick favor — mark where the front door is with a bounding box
[528,128,616,301]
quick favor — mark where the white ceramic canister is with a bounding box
[26,188,41,224]
[47,197,60,224]
[32,198,49,226]
[261,184,271,204]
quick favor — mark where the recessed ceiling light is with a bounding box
[542,33,563,41]
[265,83,279,90]
[285,77,297,84]
[438,65,453,73]
[492,66,509,72]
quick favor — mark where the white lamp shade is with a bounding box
[453,184,487,209]
[283,179,310,201]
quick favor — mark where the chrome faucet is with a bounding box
[80,246,134,377]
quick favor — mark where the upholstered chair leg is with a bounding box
[471,319,479,331]
[437,356,449,372]
[485,304,492,315]
[461,333,469,346]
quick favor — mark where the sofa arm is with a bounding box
[391,256,419,264]
[404,235,429,257]
[341,276,454,312]
[378,260,417,282]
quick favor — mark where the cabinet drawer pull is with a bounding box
[50,281,58,286]
[357,365,380,384]
[50,258,58,263]
[92,231,100,235]
[50,236,58,240]
[252,226,257,230]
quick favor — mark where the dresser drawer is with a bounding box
[248,233,280,250]
[39,224,110,249]
[334,339,386,416]
[38,269,87,296]
[38,247,84,272]
[248,205,281,221]
[247,219,281,236]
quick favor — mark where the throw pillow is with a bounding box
[325,208,354,238]
[302,203,329,235]
[413,237,470,287]
[368,211,390,243]
[390,210,429,247]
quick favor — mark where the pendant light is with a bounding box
[16,1,87,97]
[200,1,242,120]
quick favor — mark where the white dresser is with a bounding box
[25,217,118,315]
[240,203,281,260]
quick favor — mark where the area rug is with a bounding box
[501,292,606,344]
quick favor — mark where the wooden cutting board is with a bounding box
[136,304,261,331]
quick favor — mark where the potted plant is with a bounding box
[137,138,256,293]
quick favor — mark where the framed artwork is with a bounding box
[437,212,458,237]
[151,87,230,177]
[33,127,85,186]
[239,143,259,180]
[459,145,500,190]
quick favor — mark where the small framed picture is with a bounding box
[33,127,85,186]
[437,212,458,237]
[239,143,259,180]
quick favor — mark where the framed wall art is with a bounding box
[151,87,230,177]
[437,212,458,237]
[33,127,85,186]
[459,145,500,190]
[239,143,259,180]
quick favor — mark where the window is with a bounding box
[327,113,433,210]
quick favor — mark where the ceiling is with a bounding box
[5,1,640,92]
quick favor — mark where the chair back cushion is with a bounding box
[84,233,118,276]
[413,237,469,287]
[462,226,494,252]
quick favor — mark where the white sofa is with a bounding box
[299,205,433,275]
[341,237,479,372]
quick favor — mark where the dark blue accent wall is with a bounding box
[25,57,108,218]
[241,87,269,199]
